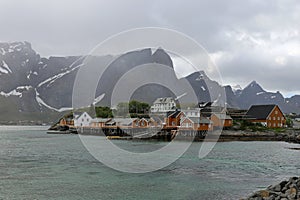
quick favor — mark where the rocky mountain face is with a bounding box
[0,41,299,123]
[228,81,300,113]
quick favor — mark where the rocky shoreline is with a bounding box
[47,125,300,144]
[243,177,300,200]
[220,129,300,144]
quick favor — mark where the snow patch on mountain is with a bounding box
[35,89,72,112]
[2,61,12,73]
[232,84,242,92]
[0,66,9,74]
[0,90,22,97]
[0,48,5,55]
[93,93,105,105]
[27,71,31,79]
[37,64,82,88]
[0,86,32,98]
[9,43,22,49]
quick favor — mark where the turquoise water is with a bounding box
[0,126,299,200]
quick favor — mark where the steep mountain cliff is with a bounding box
[0,41,299,123]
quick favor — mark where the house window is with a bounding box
[277,117,280,120]
[281,117,284,120]
[273,117,275,120]
[273,123,276,127]
[172,121,175,126]
[141,121,145,126]
[82,118,84,122]
[278,123,281,127]
[275,111,278,115]
[136,121,139,126]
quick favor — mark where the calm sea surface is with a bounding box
[0,126,299,200]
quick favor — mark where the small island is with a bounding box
[48,98,300,144]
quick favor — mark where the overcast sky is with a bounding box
[0,0,299,97]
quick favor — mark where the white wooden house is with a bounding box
[150,97,176,113]
[74,112,92,127]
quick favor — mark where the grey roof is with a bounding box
[107,118,138,126]
[246,104,277,120]
[90,118,111,123]
[189,117,212,124]
[153,97,175,104]
[182,117,212,124]
[167,110,182,118]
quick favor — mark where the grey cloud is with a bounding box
[0,0,299,96]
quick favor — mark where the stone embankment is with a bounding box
[244,177,300,200]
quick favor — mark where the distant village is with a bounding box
[49,96,294,139]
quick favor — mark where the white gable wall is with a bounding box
[74,112,92,127]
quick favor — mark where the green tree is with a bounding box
[95,106,113,118]
[115,100,150,117]
[286,117,293,128]
[129,100,150,114]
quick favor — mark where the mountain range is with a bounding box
[0,41,299,123]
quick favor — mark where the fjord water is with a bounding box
[0,126,299,200]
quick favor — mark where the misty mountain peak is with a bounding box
[244,81,264,92]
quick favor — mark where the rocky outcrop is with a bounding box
[244,177,300,200]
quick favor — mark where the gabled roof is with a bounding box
[246,104,277,120]
[73,111,90,119]
[166,110,182,118]
[140,118,149,122]
[106,118,138,126]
